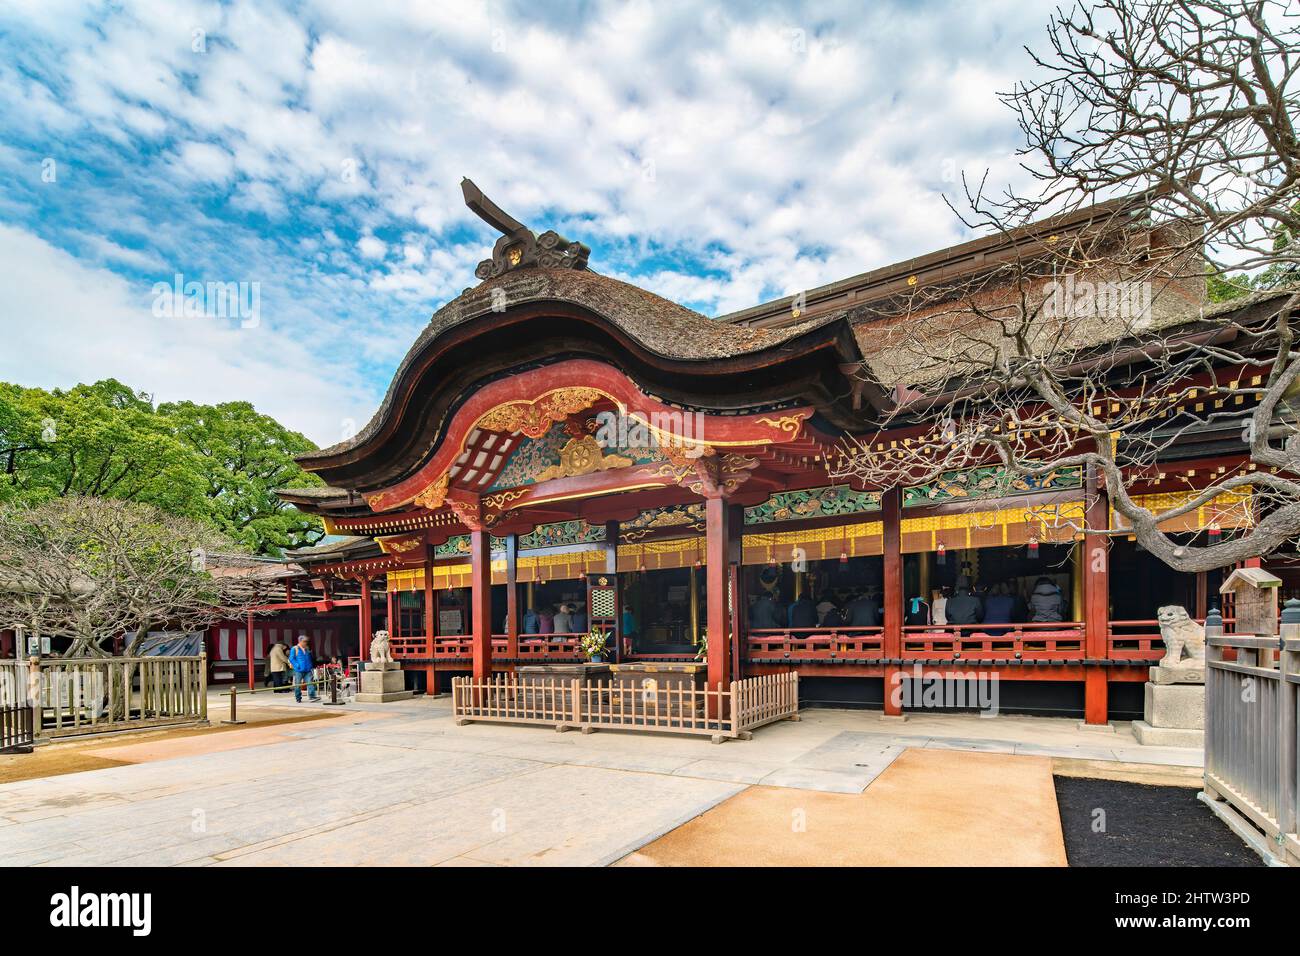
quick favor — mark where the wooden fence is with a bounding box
[1203,632,1299,866]
[452,671,799,743]
[0,659,34,752]
[0,654,208,740]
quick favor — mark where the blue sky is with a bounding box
[0,0,1058,446]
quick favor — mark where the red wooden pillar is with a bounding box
[505,534,519,661]
[423,556,437,695]
[470,528,493,681]
[705,496,732,692]
[1083,464,1111,725]
[359,576,373,662]
[882,488,903,715]
[604,520,621,661]
[728,503,745,681]
[245,610,255,690]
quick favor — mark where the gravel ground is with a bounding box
[1054,775,1263,867]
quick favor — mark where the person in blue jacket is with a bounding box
[289,634,317,703]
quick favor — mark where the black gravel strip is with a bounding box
[1054,776,1263,867]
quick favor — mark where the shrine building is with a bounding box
[255,180,1291,724]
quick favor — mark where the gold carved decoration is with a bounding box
[483,488,528,511]
[380,535,424,555]
[476,388,607,439]
[413,472,450,510]
[654,455,758,498]
[536,435,635,481]
[757,415,805,438]
[659,437,715,467]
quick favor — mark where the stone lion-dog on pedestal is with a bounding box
[370,629,395,665]
[1156,606,1205,668]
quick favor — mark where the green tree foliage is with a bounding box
[159,400,326,555]
[0,379,325,555]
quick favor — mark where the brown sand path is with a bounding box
[619,748,1068,867]
[0,708,388,785]
[82,709,391,763]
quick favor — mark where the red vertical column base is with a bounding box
[1084,669,1109,725]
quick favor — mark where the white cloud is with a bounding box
[357,234,387,259]
[0,223,372,446]
[0,0,1063,430]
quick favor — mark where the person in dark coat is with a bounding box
[749,593,782,629]
[788,595,817,629]
[844,590,880,627]
[944,577,984,625]
[1028,576,1066,622]
[984,583,1017,623]
[816,597,841,627]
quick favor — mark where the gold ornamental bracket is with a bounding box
[475,387,610,439]
[376,532,428,558]
[536,435,634,481]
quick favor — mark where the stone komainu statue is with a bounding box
[370,629,394,665]
[1156,606,1206,668]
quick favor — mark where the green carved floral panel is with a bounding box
[518,520,606,550]
[902,465,1082,507]
[744,485,881,525]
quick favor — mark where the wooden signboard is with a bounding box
[1219,568,1282,636]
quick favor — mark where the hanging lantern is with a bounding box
[839,524,849,564]
[839,548,849,564]
[936,542,947,566]
[1027,535,1040,558]
[1207,520,1222,540]
[578,569,587,582]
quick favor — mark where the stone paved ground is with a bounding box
[0,694,1203,867]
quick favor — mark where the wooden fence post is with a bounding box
[26,656,40,736]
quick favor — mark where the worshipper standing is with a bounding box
[267,641,291,692]
[553,602,573,634]
[289,634,318,703]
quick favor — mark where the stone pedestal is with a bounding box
[1132,665,1203,747]
[355,661,415,703]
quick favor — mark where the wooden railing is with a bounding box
[391,634,587,662]
[1107,617,1235,661]
[1203,631,1300,866]
[13,654,208,738]
[748,627,883,661]
[452,671,798,743]
[902,623,1086,660]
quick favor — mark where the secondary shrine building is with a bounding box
[269,182,1291,725]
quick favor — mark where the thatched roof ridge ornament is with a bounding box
[462,178,590,279]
